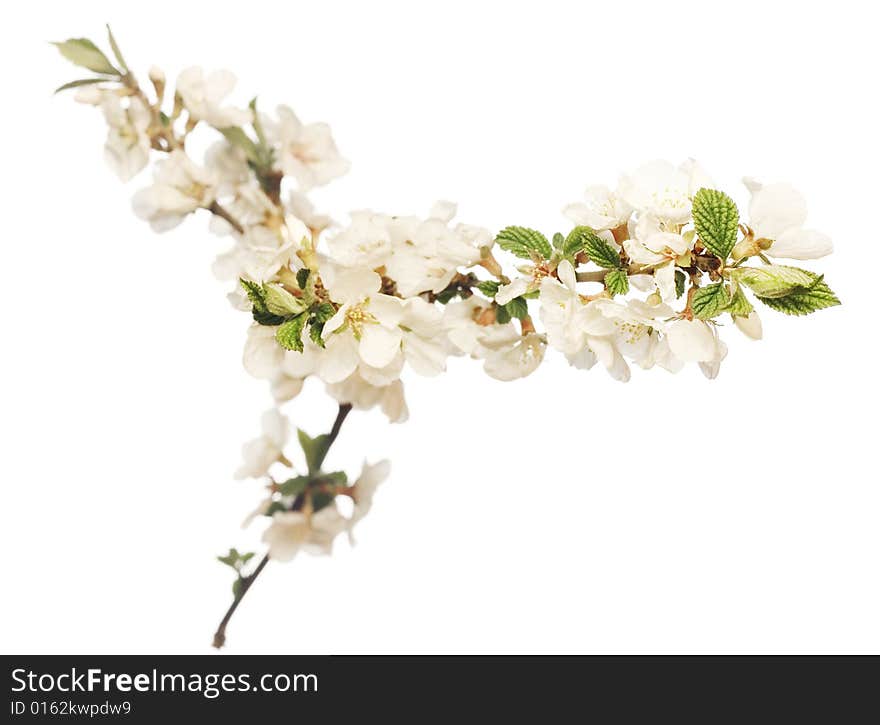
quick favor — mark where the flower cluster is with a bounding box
[55,29,840,646]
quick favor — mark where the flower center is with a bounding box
[345,303,377,337]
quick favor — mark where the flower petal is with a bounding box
[769,228,833,260]
[666,319,716,363]
[359,325,402,368]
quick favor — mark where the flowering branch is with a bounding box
[53,27,841,648]
[212,402,353,648]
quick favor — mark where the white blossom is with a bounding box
[235,409,289,480]
[175,67,252,127]
[264,105,349,190]
[262,505,348,562]
[563,184,632,231]
[745,179,833,260]
[132,150,217,231]
[483,332,545,381]
[665,318,718,363]
[100,95,151,181]
[243,324,285,380]
[347,460,391,543]
[617,159,712,223]
[734,311,763,340]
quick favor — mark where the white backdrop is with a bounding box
[2,0,878,653]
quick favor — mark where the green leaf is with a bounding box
[276,314,307,352]
[691,283,731,320]
[250,97,267,146]
[495,304,511,324]
[297,430,331,475]
[307,303,336,347]
[309,323,325,348]
[319,471,349,488]
[580,229,621,269]
[756,275,840,316]
[692,188,739,260]
[240,279,286,326]
[53,77,112,94]
[476,280,500,298]
[217,548,240,569]
[218,126,261,165]
[264,501,287,516]
[726,286,754,317]
[52,38,119,76]
[310,303,336,324]
[552,232,565,250]
[232,577,244,599]
[503,296,529,320]
[495,226,552,260]
[263,284,306,317]
[675,269,687,299]
[105,25,128,73]
[604,269,629,296]
[278,475,309,497]
[311,492,335,512]
[296,268,310,289]
[434,287,460,304]
[731,265,817,299]
[563,226,610,262]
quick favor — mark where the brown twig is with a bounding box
[208,200,245,235]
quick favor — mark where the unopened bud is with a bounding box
[731,237,759,262]
[148,66,166,102]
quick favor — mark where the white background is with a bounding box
[3,0,878,653]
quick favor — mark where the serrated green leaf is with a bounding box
[264,284,306,316]
[692,188,739,260]
[240,278,266,306]
[54,77,113,94]
[476,280,500,298]
[562,226,603,261]
[576,228,620,269]
[276,314,307,352]
[503,296,529,320]
[726,286,754,317]
[496,226,552,260]
[105,25,128,74]
[241,278,286,326]
[691,283,731,319]
[731,265,817,299]
[675,269,687,299]
[52,38,119,76]
[298,430,331,475]
[604,269,629,296]
[756,276,840,316]
[253,309,286,326]
[296,268,310,289]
